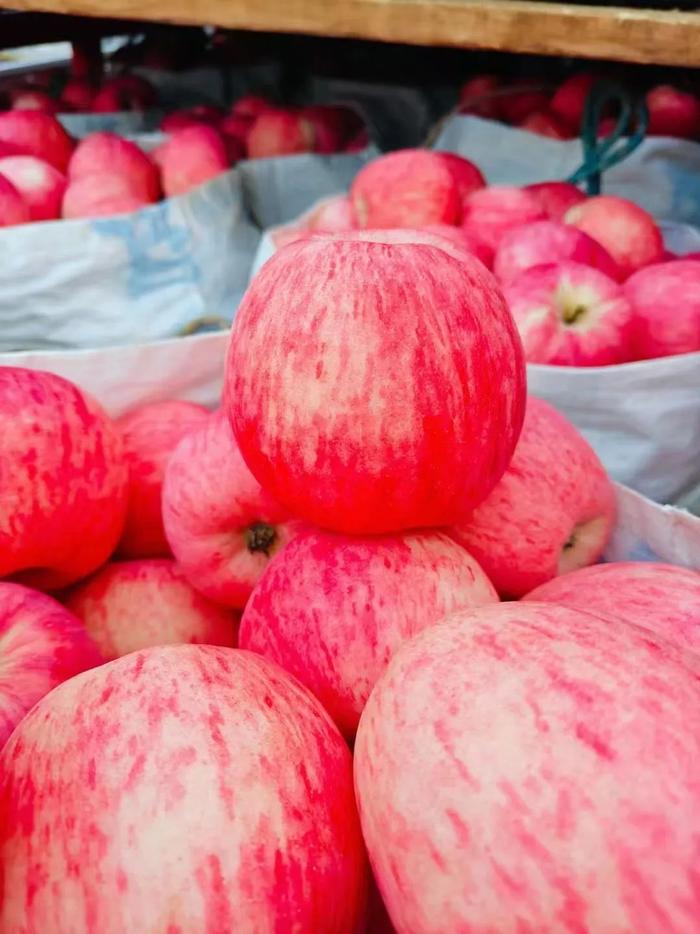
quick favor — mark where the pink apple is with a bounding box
[64,558,237,660]
[494,219,621,283]
[524,180,586,220]
[308,194,357,233]
[437,151,485,200]
[162,412,302,609]
[420,224,494,267]
[461,185,545,251]
[0,367,128,590]
[0,174,30,227]
[0,645,368,930]
[91,74,156,113]
[624,259,700,359]
[646,84,700,139]
[62,174,152,219]
[152,125,230,197]
[459,74,502,120]
[316,226,490,268]
[525,561,700,651]
[350,150,461,227]
[518,109,572,139]
[231,93,271,118]
[0,155,66,221]
[225,236,525,534]
[0,582,102,749]
[505,261,633,365]
[10,89,57,113]
[565,195,664,279]
[116,399,210,559]
[68,132,161,202]
[0,111,74,172]
[354,602,700,932]
[550,72,600,130]
[59,78,95,112]
[450,396,615,597]
[240,527,497,738]
[246,109,315,159]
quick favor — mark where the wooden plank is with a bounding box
[5,0,700,66]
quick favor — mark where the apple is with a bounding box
[0,645,368,931]
[450,396,615,597]
[91,74,156,113]
[308,195,357,233]
[354,602,700,933]
[499,82,550,124]
[0,174,30,227]
[116,399,210,559]
[461,185,545,251]
[518,109,572,139]
[523,181,586,220]
[231,93,271,118]
[218,111,253,141]
[315,226,489,267]
[350,150,461,227]
[550,72,600,130]
[162,411,302,609]
[524,561,700,651]
[10,89,57,113]
[246,109,315,159]
[60,78,95,112]
[0,155,66,221]
[240,527,497,739]
[345,129,370,153]
[64,558,237,660]
[624,259,700,359]
[0,111,74,172]
[225,236,525,534]
[505,260,633,365]
[62,174,152,219]
[301,104,358,154]
[0,582,102,749]
[68,132,161,202]
[459,74,502,120]
[565,195,664,279]
[152,125,230,198]
[437,151,485,200]
[646,84,700,139]
[0,367,128,590]
[494,219,621,283]
[420,224,494,267]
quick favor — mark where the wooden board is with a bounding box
[5,0,700,66]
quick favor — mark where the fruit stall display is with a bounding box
[1,3,700,932]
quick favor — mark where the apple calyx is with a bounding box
[561,302,587,326]
[245,522,277,556]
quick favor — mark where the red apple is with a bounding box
[420,224,494,267]
[505,261,633,365]
[240,527,497,738]
[525,561,700,651]
[518,109,572,139]
[345,129,370,152]
[64,559,237,660]
[68,132,161,202]
[350,150,461,227]
[315,226,488,268]
[461,185,545,251]
[450,396,615,597]
[0,582,102,749]
[91,74,156,113]
[646,84,700,139]
[494,219,621,283]
[0,367,128,590]
[116,399,210,559]
[231,93,271,118]
[60,78,95,112]
[301,104,357,154]
[437,151,486,200]
[0,174,30,227]
[152,125,230,197]
[10,89,57,113]
[524,180,586,220]
[624,259,700,359]
[0,111,74,172]
[550,72,600,130]
[62,174,152,219]
[0,155,66,221]
[308,194,357,233]
[565,195,664,279]
[246,109,315,159]
[499,82,550,124]
[162,412,302,609]
[0,645,369,930]
[225,236,526,534]
[459,74,502,120]
[218,111,253,141]
[355,602,700,932]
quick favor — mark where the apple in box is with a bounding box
[459,74,502,120]
[68,132,161,202]
[246,109,315,159]
[0,111,74,172]
[153,125,230,197]
[0,155,66,221]
[518,109,572,139]
[0,175,30,227]
[646,84,700,139]
[461,185,545,251]
[62,174,153,219]
[10,88,57,113]
[524,181,586,220]
[624,259,700,359]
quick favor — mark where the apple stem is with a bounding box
[246,522,277,556]
[562,532,576,551]
[562,304,587,325]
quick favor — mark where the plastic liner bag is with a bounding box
[58,111,163,138]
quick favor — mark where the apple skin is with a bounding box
[61,174,151,219]
[450,396,615,597]
[499,83,550,125]
[494,219,621,283]
[523,181,586,221]
[116,400,210,559]
[10,89,57,113]
[624,259,700,360]
[316,226,490,268]
[505,260,633,365]
[162,411,302,609]
[459,74,502,120]
[225,237,526,535]
[68,132,161,202]
[60,78,95,112]
[565,195,664,279]
[461,185,545,251]
[0,155,66,221]
[0,645,368,932]
[246,109,315,159]
[0,111,74,172]
[350,150,461,227]
[420,223,494,268]
[0,582,102,750]
[239,528,498,738]
[646,84,700,139]
[64,558,237,660]
[436,151,486,200]
[550,72,599,130]
[90,75,156,113]
[231,93,271,118]
[0,174,30,227]
[308,194,357,232]
[354,601,700,934]
[518,109,572,139]
[0,367,128,590]
[152,125,230,197]
[524,561,700,651]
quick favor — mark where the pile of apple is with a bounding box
[1,216,700,930]
[280,148,700,363]
[460,70,700,141]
